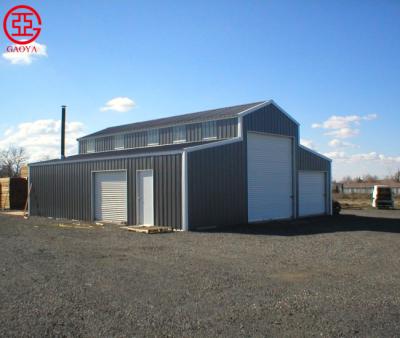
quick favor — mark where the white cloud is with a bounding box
[312,113,377,139]
[324,151,400,163]
[328,139,358,148]
[0,119,84,162]
[325,150,400,179]
[300,138,316,150]
[100,97,136,113]
[324,151,348,160]
[325,127,359,139]
[2,41,47,65]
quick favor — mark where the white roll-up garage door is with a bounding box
[94,171,127,223]
[299,171,326,217]
[247,132,293,222]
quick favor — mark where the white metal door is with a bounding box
[247,132,293,222]
[299,171,326,216]
[137,170,154,225]
[94,171,127,223]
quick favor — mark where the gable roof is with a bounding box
[79,101,266,140]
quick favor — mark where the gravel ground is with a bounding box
[1,210,400,337]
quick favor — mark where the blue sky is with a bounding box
[0,0,399,179]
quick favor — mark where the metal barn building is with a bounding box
[29,100,332,230]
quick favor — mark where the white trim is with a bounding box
[292,136,297,218]
[329,163,333,215]
[201,136,217,141]
[184,137,242,152]
[91,169,128,224]
[29,150,183,167]
[299,144,332,162]
[237,116,243,138]
[181,151,188,231]
[237,101,269,117]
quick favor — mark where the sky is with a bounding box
[0,0,399,180]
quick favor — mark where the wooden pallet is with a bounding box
[120,225,173,234]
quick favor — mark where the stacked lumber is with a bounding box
[20,165,29,178]
[120,225,174,234]
[0,178,10,209]
[0,177,28,210]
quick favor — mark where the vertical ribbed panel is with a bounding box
[29,154,182,229]
[160,127,173,145]
[217,118,237,139]
[79,118,238,154]
[297,147,330,171]
[243,105,298,139]
[187,141,246,229]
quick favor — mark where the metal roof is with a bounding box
[79,101,265,140]
[29,140,211,166]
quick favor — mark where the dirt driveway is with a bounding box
[0,210,399,337]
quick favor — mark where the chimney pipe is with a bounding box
[61,105,66,159]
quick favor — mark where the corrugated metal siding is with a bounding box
[125,131,147,149]
[79,118,238,154]
[79,139,88,154]
[243,104,299,139]
[297,147,330,171]
[95,136,114,152]
[187,141,246,229]
[29,154,182,229]
[160,127,173,145]
[186,123,202,142]
[217,118,237,138]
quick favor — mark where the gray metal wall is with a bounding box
[243,104,299,139]
[187,141,246,229]
[79,118,238,154]
[297,146,330,171]
[29,154,182,229]
[186,103,332,228]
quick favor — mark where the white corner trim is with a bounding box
[238,101,270,117]
[237,116,243,138]
[329,163,333,215]
[181,151,188,231]
[183,136,243,153]
[299,144,332,162]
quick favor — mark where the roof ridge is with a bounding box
[79,101,266,140]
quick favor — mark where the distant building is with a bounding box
[338,182,400,196]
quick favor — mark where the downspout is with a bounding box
[27,164,30,217]
[181,150,188,231]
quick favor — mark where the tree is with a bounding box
[362,174,379,183]
[0,146,28,177]
[393,169,400,183]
